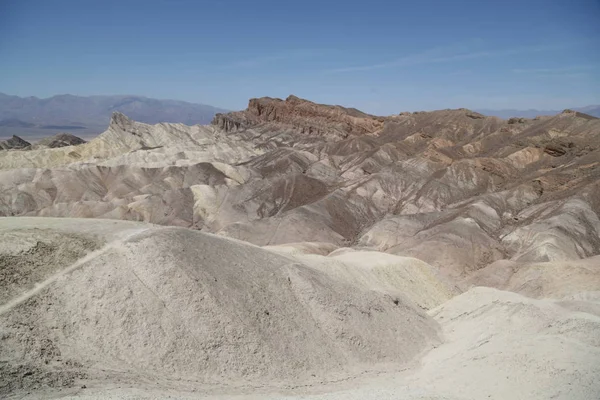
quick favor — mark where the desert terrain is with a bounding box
[1,96,599,399]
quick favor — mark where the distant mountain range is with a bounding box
[0,92,227,140]
[476,105,600,119]
[2,91,599,140]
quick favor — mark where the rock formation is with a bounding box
[0,135,31,150]
[1,97,599,275]
[35,133,86,148]
[1,96,599,399]
[213,95,385,138]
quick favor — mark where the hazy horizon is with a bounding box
[2,91,599,118]
[1,0,599,115]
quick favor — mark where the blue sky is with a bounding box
[1,0,599,114]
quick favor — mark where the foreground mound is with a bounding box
[263,288,599,400]
[0,218,440,396]
[412,287,600,400]
[14,288,600,399]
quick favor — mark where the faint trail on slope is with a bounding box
[0,227,151,316]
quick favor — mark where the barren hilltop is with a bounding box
[1,96,599,399]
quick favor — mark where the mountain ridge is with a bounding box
[0,92,228,140]
[1,95,598,270]
[3,91,599,140]
[476,105,600,119]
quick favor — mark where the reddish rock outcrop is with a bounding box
[213,95,385,137]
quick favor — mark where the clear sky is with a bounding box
[1,0,599,114]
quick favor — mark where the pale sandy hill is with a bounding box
[0,217,440,397]
[19,288,600,400]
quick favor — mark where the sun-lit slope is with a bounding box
[15,287,600,400]
[0,113,260,225]
[0,112,260,170]
[1,96,599,280]
[247,288,600,400]
[465,255,600,299]
[0,162,254,227]
[406,287,600,400]
[0,217,440,396]
[265,244,458,309]
[210,101,600,275]
[359,184,600,277]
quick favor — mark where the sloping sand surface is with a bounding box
[1,219,599,399]
[0,218,440,397]
[25,288,600,400]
